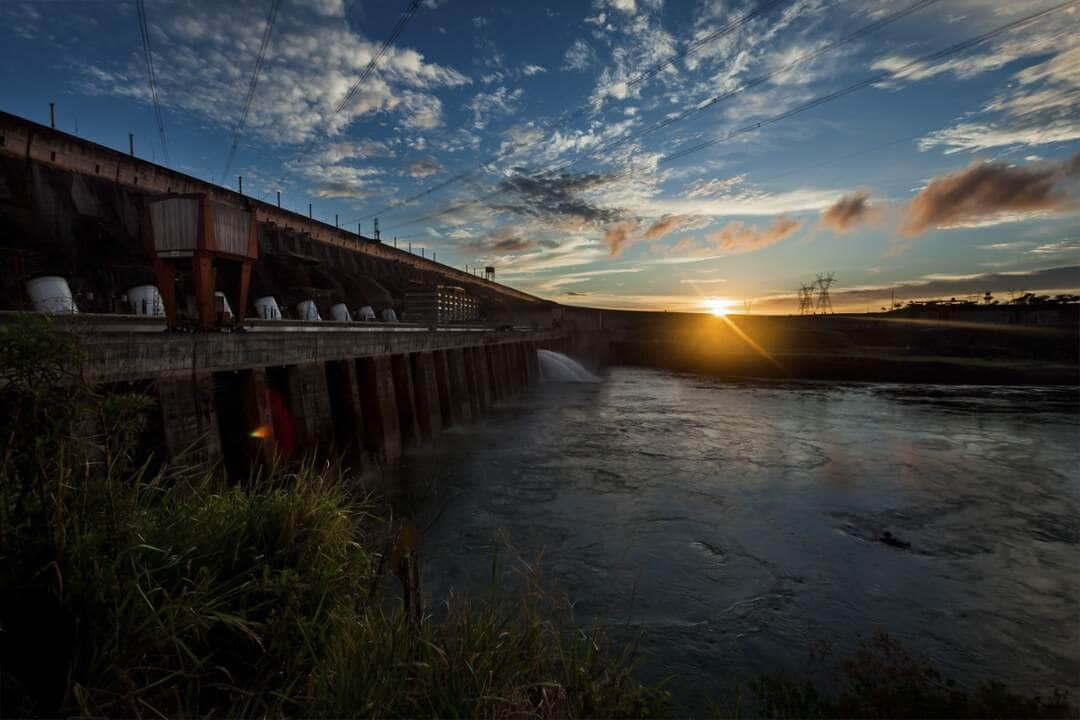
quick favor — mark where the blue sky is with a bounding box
[2,0,1078,312]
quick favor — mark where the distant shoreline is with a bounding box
[610,345,1079,386]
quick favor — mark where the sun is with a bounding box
[703,298,733,316]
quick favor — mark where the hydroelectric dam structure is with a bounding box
[0,111,604,473]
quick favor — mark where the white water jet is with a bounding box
[538,349,599,382]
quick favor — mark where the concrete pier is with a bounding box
[409,351,442,442]
[470,346,492,410]
[433,349,456,427]
[447,348,472,424]
[159,371,221,467]
[16,314,556,475]
[391,353,421,448]
[325,359,366,462]
[357,356,402,466]
[287,363,334,452]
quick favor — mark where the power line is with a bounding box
[380,0,939,229]
[383,0,1075,233]
[267,0,423,198]
[334,0,423,116]
[348,0,795,225]
[135,0,170,167]
[659,0,1075,165]
[221,0,282,185]
[555,0,942,174]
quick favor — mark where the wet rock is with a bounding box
[879,531,911,550]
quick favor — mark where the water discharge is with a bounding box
[402,367,1079,712]
[538,349,599,382]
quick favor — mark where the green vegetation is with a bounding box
[0,315,665,718]
[748,631,1074,719]
[1,315,1073,718]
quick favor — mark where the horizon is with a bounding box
[2,0,1077,314]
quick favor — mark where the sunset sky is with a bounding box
[1,0,1077,313]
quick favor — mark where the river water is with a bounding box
[402,366,1079,709]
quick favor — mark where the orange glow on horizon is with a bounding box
[717,313,787,374]
[703,297,734,316]
[250,424,272,439]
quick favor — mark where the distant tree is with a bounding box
[983,291,993,305]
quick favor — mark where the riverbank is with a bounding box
[2,317,1075,718]
[0,315,666,718]
[611,343,1079,385]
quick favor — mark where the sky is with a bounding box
[1,0,1078,313]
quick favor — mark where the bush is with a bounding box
[750,630,1075,719]
[0,316,667,718]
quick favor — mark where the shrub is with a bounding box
[0,316,667,718]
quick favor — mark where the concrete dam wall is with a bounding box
[0,111,571,475]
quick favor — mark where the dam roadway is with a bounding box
[20,312,566,474]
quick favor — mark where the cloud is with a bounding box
[75,2,470,145]
[522,64,546,76]
[1030,239,1080,255]
[918,42,1080,153]
[407,157,444,178]
[919,120,1080,154]
[900,155,1079,236]
[643,214,693,240]
[640,187,839,218]
[706,216,801,254]
[316,181,375,199]
[466,86,524,130]
[459,225,556,255]
[562,38,596,71]
[495,171,623,226]
[662,216,801,258]
[603,222,638,257]
[820,191,878,233]
[532,267,646,293]
[314,139,392,163]
[686,175,745,199]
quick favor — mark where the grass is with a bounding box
[747,630,1076,719]
[0,314,668,718]
[1,315,1073,718]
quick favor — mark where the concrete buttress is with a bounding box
[390,353,421,447]
[357,356,402,465]
[159,371,222,468]
[409,351,441,441]
[447,348,472,423]
[470,346,492,410]
[433,350,457,426]
[287,363,334,452]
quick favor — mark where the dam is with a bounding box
[1,109,1076,475]
[0,111,606,473]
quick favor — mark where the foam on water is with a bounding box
[538,349,599,382]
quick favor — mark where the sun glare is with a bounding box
[250,425,272,439]
[704,298,732,316]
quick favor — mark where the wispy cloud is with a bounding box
[667,216,802,257]
[407,157,444,178]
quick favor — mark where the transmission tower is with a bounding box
[815,272,835,315]
[797,283,815,315]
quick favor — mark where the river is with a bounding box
[401,365,1079,709]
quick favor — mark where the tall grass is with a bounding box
[2,316,1071,718]
[0,315,667,718]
